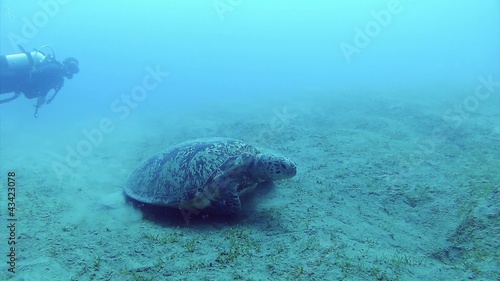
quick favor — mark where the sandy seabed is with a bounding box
[0,90,499,281]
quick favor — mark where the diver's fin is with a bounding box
[0,93,21,104]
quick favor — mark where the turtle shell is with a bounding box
[124,138,259,208]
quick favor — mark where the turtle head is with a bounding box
[253,153,297,181]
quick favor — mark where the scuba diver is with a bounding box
[0,45,79,118]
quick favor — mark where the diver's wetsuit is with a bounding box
[23,61,65,99]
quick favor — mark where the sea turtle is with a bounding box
[124,138,297,215]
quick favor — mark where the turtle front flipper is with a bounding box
[204,153,253,214]
[210,187,241,215]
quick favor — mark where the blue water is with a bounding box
[1,0,498,125]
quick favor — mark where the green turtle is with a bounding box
[124,138,297,215]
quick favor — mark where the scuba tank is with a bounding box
[2,51,45,73]
[0,45,55,76]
